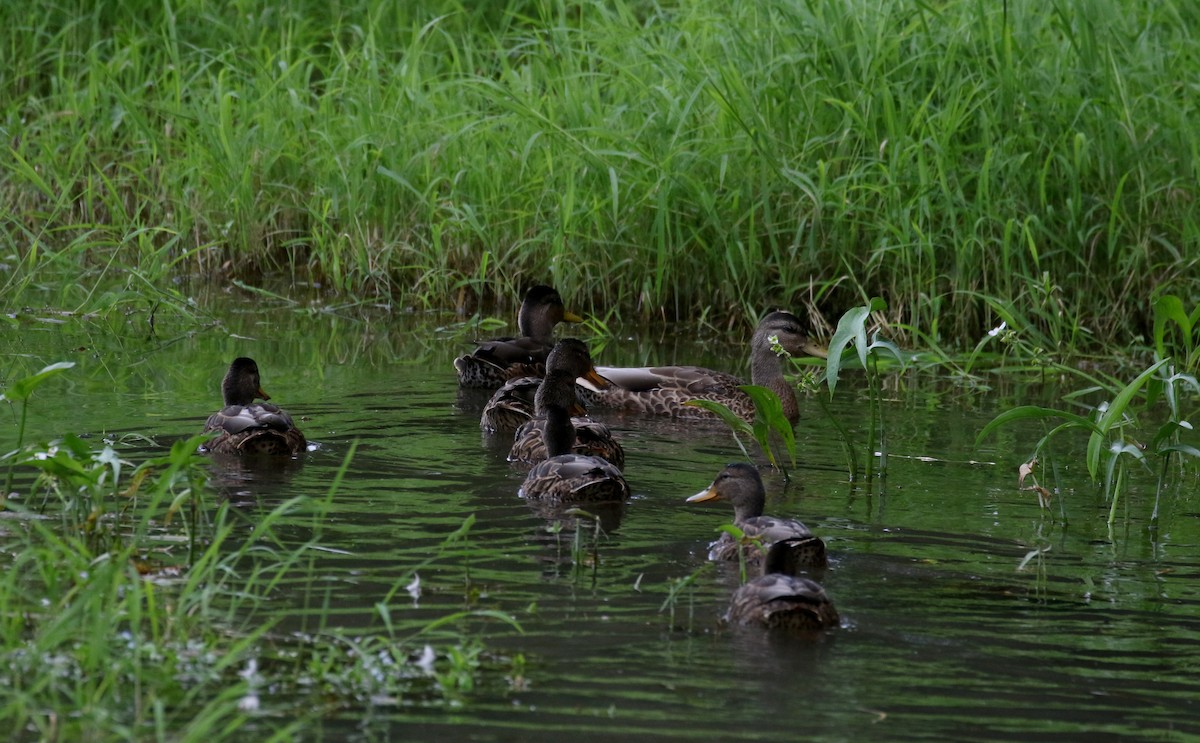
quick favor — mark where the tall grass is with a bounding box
[2,0,1197,350]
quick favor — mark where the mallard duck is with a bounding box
[480,375,599,435]
[577,310,825,425]
[518,340,630,503]
[727,548,840,631]
[202,357,307,456]
[454,285,584,389]
[508,352,625,468]
[686,462,827,573]
[479,375,540,434]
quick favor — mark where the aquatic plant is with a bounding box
[659,562,714,633]
[687,385,797,474]
[0,364,520,739]
[977,355,1200,527]
[817,299,906,483]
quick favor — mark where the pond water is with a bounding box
[5,297,1200,740]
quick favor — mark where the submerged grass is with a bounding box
[2,0,1198,351]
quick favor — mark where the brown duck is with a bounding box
[454,285,583,389]
[202,357,307,456]
[577,311,825,425]
[518,340,629,503]
[727,542,840,631]
[508,344,624,468]
[686,462,826,573]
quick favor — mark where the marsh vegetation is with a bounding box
[3,0,1200,739]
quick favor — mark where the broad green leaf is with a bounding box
[867,335,907,368]
[975,405,1100,448]
[1158,443,1200,459]
[826,306,871,394]
[685,399,754,436]
[1086,359,1168,480]
[825,299,888,395]
[740,384,797,467]
[1153,294,1191,360]
[2,361,75,403]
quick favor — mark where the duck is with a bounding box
[202,357,307,456]
[577,310,825,425]
[508,359,625,468]
[518,340,630,503]
[686,462,827,573]
[454,285,584,389]
[727,542,840,631]
[479,375,540,434]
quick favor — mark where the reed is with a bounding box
[3,0,1197,352]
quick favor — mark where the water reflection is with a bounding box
[5,303,1200,739]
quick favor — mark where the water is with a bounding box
[5,299,1200,740]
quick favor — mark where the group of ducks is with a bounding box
[200,285,839,632]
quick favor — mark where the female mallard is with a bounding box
[577,311,825,425]
[727,545,840,631]
[508,347,624,468]
[454,285,584,389]
[202,357,307,457]
[518,340,630,503]
[480,375,540,434]
[686,462,826,573]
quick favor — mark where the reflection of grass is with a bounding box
[3,1,1198,347]
[0,364,517,738]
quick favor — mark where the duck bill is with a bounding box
[800,340,829,359]
[582,367,611,389]
[569,401,588,417]
[563,310,585,323]
[257,386,272,401]
[686,485,721,503]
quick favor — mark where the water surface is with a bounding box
[5,299,1199,741]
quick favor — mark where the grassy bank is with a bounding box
[2,0,1197,350]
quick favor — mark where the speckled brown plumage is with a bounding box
[509,416,625,469]
[517,340,629,503]
[480,376,540,433]
[576,310,825,424]
[727,570,840,631]
[202,357,307,457]
[686,462,827,572]
[453,286,583,389]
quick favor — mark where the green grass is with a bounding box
[2,0,1198,352]
[0,365,517,740]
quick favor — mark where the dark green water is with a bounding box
[5,299,1200,741]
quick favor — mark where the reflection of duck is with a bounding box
[578,311,825,424]
[202,357,307,456]
[687,462,826,573]
[454,285,583,389]
[727,544,840,631]
[518,340,630,503]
